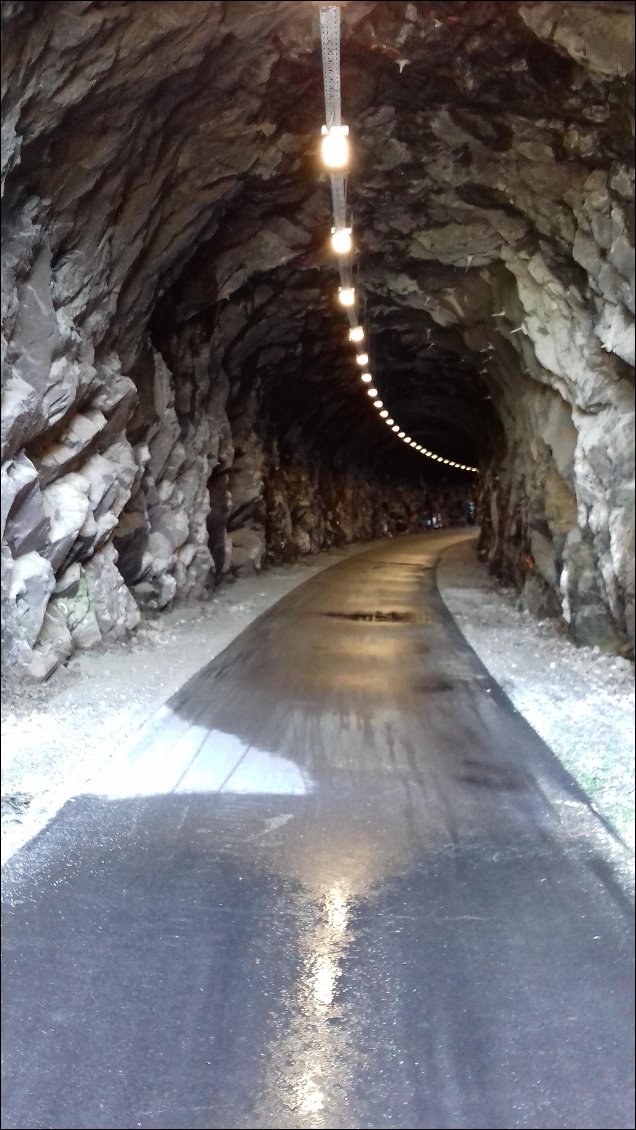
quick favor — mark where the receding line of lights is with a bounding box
[319,5,478,475]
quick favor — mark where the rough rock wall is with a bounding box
[111,321,472,599]
[1,0,635,679]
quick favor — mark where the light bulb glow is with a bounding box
[374,399,383,408]
[331,227,352,255]
[398,431,406,439]
[355,353,369,366]
[321,124,350,170]
[367,387,378,397]
[338,286,355,307]
[360,372,372,383]
[380,410,389,418]
[392,425,400,432]
[386,418,394,426]
[349,326,364,343]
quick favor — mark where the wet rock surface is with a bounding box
[1,1,634,678]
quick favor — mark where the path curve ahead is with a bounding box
[2,532,634,1130]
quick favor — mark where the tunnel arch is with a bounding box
[1,0,634,679]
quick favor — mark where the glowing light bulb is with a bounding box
[392,425,400,432]
[367,387,378,397]
[338,286,355,307]
[386,418,394,426]
[442,459,449,464]
[331,227,352,255]
[355,353,369,366]
[374,399,383,408]
[404,436,412,444]
[321,124,350,170]
[360,372,372,383]
[380,410,389,418]
[349,326,364,343]
[398,431,406,439]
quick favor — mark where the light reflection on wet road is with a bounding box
[2,532,634,1130]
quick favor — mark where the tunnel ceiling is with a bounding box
[1,0,635,677]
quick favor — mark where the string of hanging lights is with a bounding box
[318,4,479,476]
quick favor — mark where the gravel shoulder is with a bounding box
[2,531,634,868]
[437,538,635,852]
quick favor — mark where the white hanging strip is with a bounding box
[330,173,348,234]
[319,5,342,128]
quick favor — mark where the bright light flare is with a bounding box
[331,227,352,255]
[373,399,383,408]
[360,372,372,383]
[349,326,364,343]
[321,124,350,170]
[355,353,369,366]
[367,387,378,397]
[338,286,355,307]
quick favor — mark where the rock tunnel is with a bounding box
[1,0,634,682]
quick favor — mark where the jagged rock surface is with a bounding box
[1,0,634,678]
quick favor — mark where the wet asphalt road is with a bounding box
[2,532,634,1130]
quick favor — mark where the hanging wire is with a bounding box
[330,172,347,231]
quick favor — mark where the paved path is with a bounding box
[2,533,634,1129]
